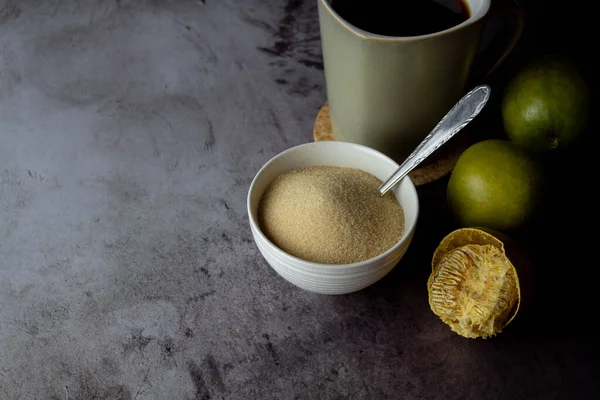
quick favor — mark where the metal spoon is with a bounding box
[378,85,491,196]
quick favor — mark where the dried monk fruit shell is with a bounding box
[427,228,524,339]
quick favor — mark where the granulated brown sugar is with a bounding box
[258,166,405,264]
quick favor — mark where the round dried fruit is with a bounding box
[427,228,525,339]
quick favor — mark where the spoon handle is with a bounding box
[378,85,491,196]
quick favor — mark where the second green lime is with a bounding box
[447,139,543,232]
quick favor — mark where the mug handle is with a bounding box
[471,0,525,80]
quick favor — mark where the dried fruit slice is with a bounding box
[427,228,523,339]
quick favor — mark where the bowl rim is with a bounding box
[246,141,420,270]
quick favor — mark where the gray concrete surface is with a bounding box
[1,1,599,399]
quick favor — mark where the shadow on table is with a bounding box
[355,123,598,348]
[318,4,599,373]
[362,15,600,344]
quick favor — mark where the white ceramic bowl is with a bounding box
[247,141,419,295]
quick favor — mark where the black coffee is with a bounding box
[331,0,470,37]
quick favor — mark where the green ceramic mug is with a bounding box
[317,0,523,163]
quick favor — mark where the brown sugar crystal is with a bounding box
[258,166,405,264]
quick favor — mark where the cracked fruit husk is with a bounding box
[428,228,523,339]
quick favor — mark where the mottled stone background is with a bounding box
[0,1,598,399]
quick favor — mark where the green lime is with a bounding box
[447,139,543,232]
[501,57,589,151]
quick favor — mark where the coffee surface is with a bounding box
[331,0,470,36]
